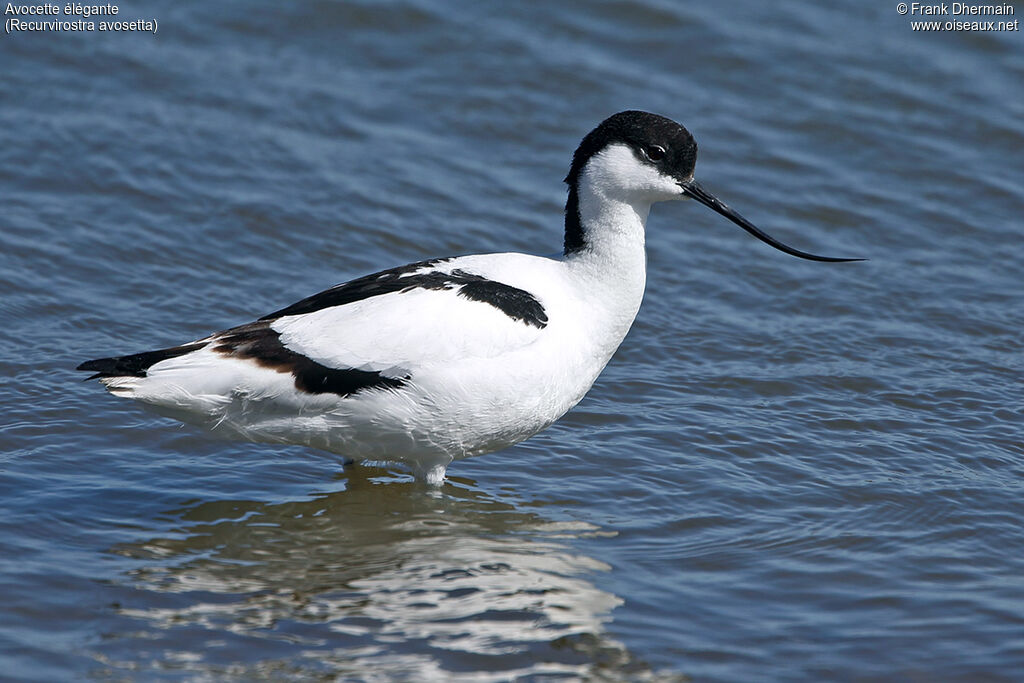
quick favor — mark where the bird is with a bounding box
[78,111,859,485]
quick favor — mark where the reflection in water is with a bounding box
[96,467,677,680]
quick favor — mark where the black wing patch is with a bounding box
[78,322,407,398]
[211,321,407,397]
[456,277,548,328]
[77,342,208,379]
[260,258,451,320]
[261,258,548,329]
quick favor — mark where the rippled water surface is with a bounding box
[2,1,1023,680]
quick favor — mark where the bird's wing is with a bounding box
[78,255,559,406]
[267,256,551,375]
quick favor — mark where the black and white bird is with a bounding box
[78,111,858,485]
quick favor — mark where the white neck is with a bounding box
[563,152,652,354]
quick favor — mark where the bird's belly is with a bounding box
[186,351,600,464]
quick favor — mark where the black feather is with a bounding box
[210,321,407,397]
[76,342,207,380]
[261,261,548,329]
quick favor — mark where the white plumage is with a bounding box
[80,111,857,484]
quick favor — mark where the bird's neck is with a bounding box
[562,174,650,346]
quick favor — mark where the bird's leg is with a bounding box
[412,456,453,486]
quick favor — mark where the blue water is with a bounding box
[2,1,1023,680]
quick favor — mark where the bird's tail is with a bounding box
[77,342,209,380]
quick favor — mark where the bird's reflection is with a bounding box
[97,465,677,680]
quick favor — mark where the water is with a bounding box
[2,1,1022,680]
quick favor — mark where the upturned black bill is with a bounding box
[680,180,863,263]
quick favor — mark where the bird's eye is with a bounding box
[644,145,666,162]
